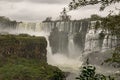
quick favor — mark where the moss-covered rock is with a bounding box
[0,34,47,61]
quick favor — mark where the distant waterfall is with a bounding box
[84,28,103,53]
[102,34,118,52]
[16,22,41,32]
[68,36,83,58]
[0,20,118,59]
[0,20,119,79]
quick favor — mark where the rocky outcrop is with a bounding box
[0,34,66,80]
[49,27,68,54]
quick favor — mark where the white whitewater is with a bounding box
[0,22,83,74]
[47,34,83,74]
[84,28,101,52]
[0,21,119,80]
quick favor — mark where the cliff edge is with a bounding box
[0,34,65,80]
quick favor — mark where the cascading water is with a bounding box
[43,20,120,79]
[0,20,120,80]
[0,21,84,72]
[84,28,103,53]
[47,31,83,80]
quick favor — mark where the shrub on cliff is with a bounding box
[19,34,31,37]
[76,66,114,80]
[0,34,65,80]
[105,46,120,68]
[0,57,65,80]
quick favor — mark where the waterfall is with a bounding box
[0,20,119,80]
[47,38,83,73]
[68,37,82,58]
[0,21,84,74]
[84,28,103,53]
[102,34,118,52]
[16,22,41,33]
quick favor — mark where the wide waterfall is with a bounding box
[42,20,118,54]
[0,20,119,80]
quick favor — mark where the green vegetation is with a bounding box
[0,34,47,60]
[0,16,17,28]
[68,0,120,36]
[68,0,120,65]
[101,14,120,35]
[0,57,65,80]
[91,14,102,21]
[105,46,120,67]
[101,14,120,67]
[68,1,120,79]
[76,66,115,80]
[0,34,65,80]
[69,0,120,11]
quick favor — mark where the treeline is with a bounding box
[0,16,19,29]
[84,13,120,36]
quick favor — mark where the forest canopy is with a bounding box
[69,0,120,11]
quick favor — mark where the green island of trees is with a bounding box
[0,34,65,80]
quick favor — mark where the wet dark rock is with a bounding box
[49,27,68,54]
[73,32,85,50]
[99,31,105,49]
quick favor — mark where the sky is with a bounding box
[0,0,120,22]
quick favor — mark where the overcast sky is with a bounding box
[0,0,119,22]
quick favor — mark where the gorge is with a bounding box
[0,14,120,79]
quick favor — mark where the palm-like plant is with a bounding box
[76,66,114,80]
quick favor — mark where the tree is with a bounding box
[76,66,115,80]
[68,0,120,35]
[101,14,120,35]
[69,0,120,11]
[68,0,120,78]
[43,17,52,22]
[68,0,120,41]
[91,14,102,20]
